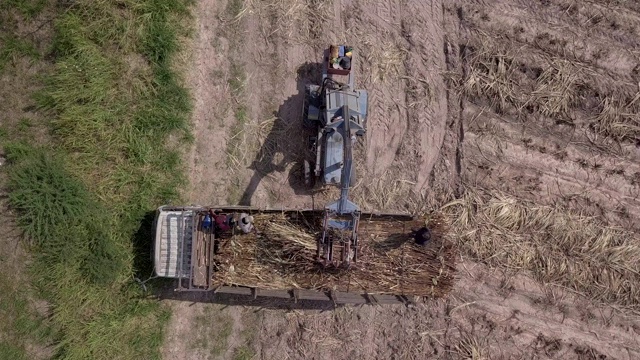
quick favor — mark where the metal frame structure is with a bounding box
[151,48,422,304]
[153,206,413,291]
[303,45,369,268]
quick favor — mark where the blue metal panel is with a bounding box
[324,129,343,184]
[327,219,353,230]
[358,90,368,121]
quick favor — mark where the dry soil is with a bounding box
[163,0,640,359]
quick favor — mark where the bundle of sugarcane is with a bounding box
[211,213,456,297]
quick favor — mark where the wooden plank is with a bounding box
[256,289,295,299]
[334,292,368,305]
[216,286,252,296]
[192,217,208,287]
[194,285,413,305]
[375,294,404,305]
[207,230,214,290]
[177,211,185,290]
[296,289,331,301]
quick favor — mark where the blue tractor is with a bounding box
[303,45,368,267]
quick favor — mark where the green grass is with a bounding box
[0,34,40,72]
[0,271,53,360]
[226,0,244,19]
[1,0,48,19]
[233,346,255,360]
[3,0,194,358]
[225,62,250,171]
[0,1,44,72]
[190,306,233,359]
[0,342,28,360]
[16,118,32,132]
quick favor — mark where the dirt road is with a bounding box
[165,0,640,358]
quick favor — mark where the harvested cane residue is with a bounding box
[211,213,456,297]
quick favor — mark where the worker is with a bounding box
[339,56,351,70]
[202,213,213,230]
[209,209,232,232]
[413,227,431,246]
[236,213,254,234]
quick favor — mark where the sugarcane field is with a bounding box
[164,0,640,358]
[2,0,640,359]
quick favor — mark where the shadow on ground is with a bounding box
[239,62,323,205]
[132,210,157,280]
[155,285,337,310]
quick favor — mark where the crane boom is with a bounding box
[337,104,355,214]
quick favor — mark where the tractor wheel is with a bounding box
[303,85,321,129]
[304,160,312,186]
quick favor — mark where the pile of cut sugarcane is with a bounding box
[211,212,456,297]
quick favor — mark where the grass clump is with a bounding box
[1,0,48,19]
[3,0,194,358]
[190,307,233,359]
[233,346,255,360]
[0,271,53,360]
[5,145,167,357]
[226,0,245,20]
[0,0,46,72]
[0,35,40,72]
[591,94,640,141]
[441,188,640,308]
[0,342,29,360]
[6,145,89,247]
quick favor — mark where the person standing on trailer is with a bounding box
[210,209,233,233]
[236,213,255,234]
[413,227,431,246]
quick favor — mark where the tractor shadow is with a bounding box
[239,62,323,206]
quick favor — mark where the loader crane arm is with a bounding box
[298,45,369,268]
[317,102,362,268]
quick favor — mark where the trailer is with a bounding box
[153,206,456,303]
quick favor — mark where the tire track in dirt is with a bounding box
[463,0,640,80]
[458,0,640,229]
[401,0,450,192]
[350,0,409,177]
[222,308,245,359]
[338,0,459,212]
[463,148,640,230]
[227,0,326,208]
[446,3,467,198]
[244,260,640,360]
[451,264,640,360]
[465,130,640,222]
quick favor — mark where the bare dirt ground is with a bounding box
[0,6,54,359]
[164,0,640,359]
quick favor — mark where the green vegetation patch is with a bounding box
[1,0,48,19]
[0,35,40,71]
[3,0,194,358]
[0,271,53,360]
[0,0,45,72]
[190,306,234,359]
